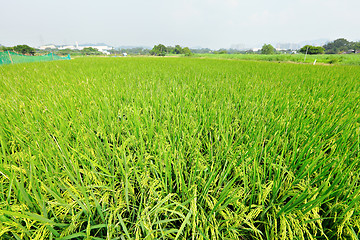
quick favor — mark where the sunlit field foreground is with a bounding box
[0,58,359,239]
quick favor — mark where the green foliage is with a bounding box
[323,38,360,54]
[81,47,101,55]
[0,58,360,239]
[12,45,36,55]
[323,38,351,54]
[353,42,360,51]
[214,49,228,54]
[150,44,193,56]
[299,45,325,54]
[166,45,175,54]
[261,44,276,54]
[174,45,183,54]
[150,44,167,56]
[0,45,11,51]
[182,47,193,56]
[54,48,82,56]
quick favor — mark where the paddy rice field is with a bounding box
[193,53,360,65]
[0,57,359,239]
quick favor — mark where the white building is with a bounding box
[39,45,57,50]
[58,45,76,50]
[77,45,112,54]
[38,43,113,54]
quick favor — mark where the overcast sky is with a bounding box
[1,0,359,49]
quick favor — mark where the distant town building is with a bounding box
[58,45,76,50]
[346,49,356,54]
[78,46,112,55]
[39,45,57,50]
[38,43,113,55]
[275,43,300,50]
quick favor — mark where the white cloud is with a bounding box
[225,0,240,7]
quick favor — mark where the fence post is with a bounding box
[8,51,13,64]
[52,52,54,60]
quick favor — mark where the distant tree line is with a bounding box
[0,45,36,55]
[296,38,360,55]
[259,38,360,55]
[109,48,150,55]
[150,44,193,56]
[46,47,102,56]
[0,45,150,57]
[149,45,265,55]
[190,48,212,54]
[323,38,360,54]
[2,38,359,57]
[0,45,103,56]
[148,39,360,56]
[299,45,325,55]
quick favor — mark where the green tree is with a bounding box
[182,47,193,56]
[1,46,10,52]
[299,45,325,55]
[81,47,101,55]
[150,44,167,56]
[166,46,175,54]
[109,49,121,55]
[323,38,351,54]
[261,44,275,54]
[215,49,228,54]
[351,42,360,52]
[174,45,183,54]
[13,45,35,55]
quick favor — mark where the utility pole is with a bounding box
[304,46,309,62]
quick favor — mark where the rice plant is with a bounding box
[194,53,360,65]
[0,57,359,239]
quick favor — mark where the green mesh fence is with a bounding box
[0,51,71,65]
